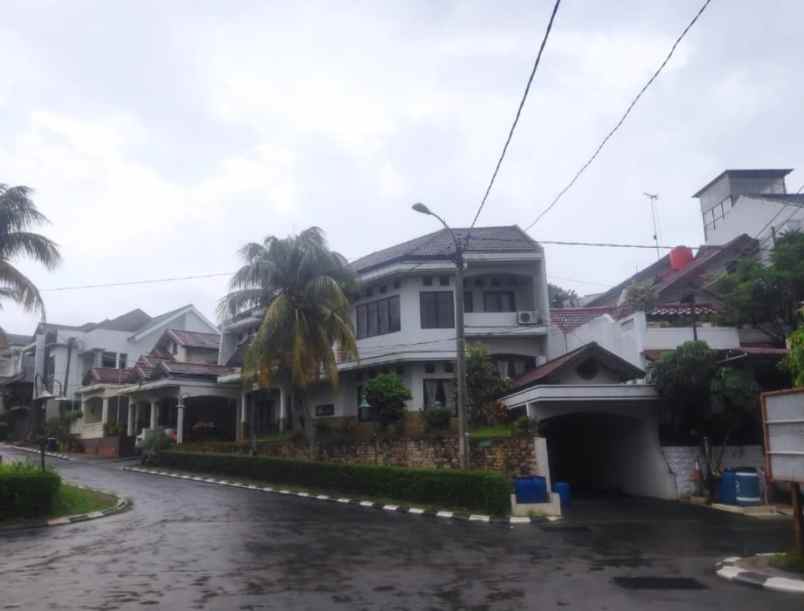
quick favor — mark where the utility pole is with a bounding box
[412,202,469,469]
[643,192,661,260]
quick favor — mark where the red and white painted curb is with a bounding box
[716,556,804,594]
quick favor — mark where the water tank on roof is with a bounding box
[669,246,693,271]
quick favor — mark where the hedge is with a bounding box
[0,463,62,519]
[157,451,512,515]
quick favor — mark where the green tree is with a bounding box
[0,185,61,338]
[365,373,411,429]
[715,231,804,344]
[548,283,579,308]
[647,341,718,437]
[624,281,657,312]
[465,343,511,425]
[709,367,760,473]
[220,227,358,443]
[783,327,804,387]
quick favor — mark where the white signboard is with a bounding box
[762,389,804,484]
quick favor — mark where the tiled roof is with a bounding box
[586,234,758,308]
[157,361,235,379]
[350,226,540,273]
[550,307,620,332]
[167,329,220,350]
[509,342,645,391]
[84,367,136,385]
[81,309,152,332]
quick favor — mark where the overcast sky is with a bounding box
[2,0,803,333]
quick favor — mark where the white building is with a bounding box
[695,168,804,252]
[0,333,35,440]
[218,226,551,431]
[32,305,218,424]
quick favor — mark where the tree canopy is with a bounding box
[548,283,580,308]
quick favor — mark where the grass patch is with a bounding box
[769,552,804,575]
[48,484,117,518]
[469,424,514,440]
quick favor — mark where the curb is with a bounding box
[716,556,804,594]
[123,466,562,527]
[2,444,73,461]
[0,495,131,533]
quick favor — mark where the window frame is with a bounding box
[356,295,401,339]
[422,378,457,415]
[483,290,516,313]
[420,291,455,329]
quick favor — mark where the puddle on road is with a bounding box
[612,576,707,590]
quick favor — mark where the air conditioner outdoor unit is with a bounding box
[516,311,542,326]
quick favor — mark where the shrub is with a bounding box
[156,451,512,515]
[0,462,61,519]
[513,415,531,434]
[423,408,451,432]
[366,373,412,428]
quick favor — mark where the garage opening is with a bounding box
[541,412,647,499]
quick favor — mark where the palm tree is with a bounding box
[0,185,61,341]
[220,227,358,444]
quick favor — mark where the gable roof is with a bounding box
[586,233,758,308]
[350,226,541,273]
[154,360,234,380]
[82,309,152,332]
[509,342,646,391]
[83,367,136,386]
[692,169,792,198]
[129,305,218,341]
[165,329,220,350]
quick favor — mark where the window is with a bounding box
[423,379,456,414]
[425,363,435,374]
[393,279,401,289]
[118,353,127,369]
[422,276,433,286]
[379,285,387,294]
[356,296,401,338]
[420,291,454,328]
[463,291,474,313]
[315,404,335,417]
[484,291,516,313]
[443,361,454,373]
[101,351,116,368]
[439,276,449,286]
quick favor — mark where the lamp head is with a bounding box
[412,202,431,215]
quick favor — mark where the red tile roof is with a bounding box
[84,367,136,385]
[167,329,220,350]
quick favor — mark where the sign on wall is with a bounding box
[761,389,804,484]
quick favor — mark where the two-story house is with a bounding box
[31,305,218,428]
[0,333,35,440]
[218,226,550,433]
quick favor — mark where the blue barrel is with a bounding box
[553,481,571,507]
[719,469,737,505]
[514,476,547,504]
[734,468,761,506]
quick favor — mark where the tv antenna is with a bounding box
[643,192,661,259]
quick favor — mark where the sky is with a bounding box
[2,0,804,333]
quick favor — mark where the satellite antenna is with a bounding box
[643,192,661,259]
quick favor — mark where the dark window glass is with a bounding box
[425,363,435,374]
[464,291,474,313]
[423,277,433,286]
[367,301,379,336]
[439,276,449,286]
[420,291,454,329]
[484,291,516,313]
[393,279,401,289]
[423,379,457,415]
[443,361,454,373]
[315,404,335,417]
[356,295,400,339]
[102,351,116,368]
[118,353,127,369]
[379,285,387,294]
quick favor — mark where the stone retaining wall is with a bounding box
[662,445,764,497]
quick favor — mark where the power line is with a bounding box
[537,239,679,250]
[42,272,234,292]
[469,0,562,231]
[524,0,713,231]
[751,185,804,241]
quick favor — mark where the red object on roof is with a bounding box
[669,246,694,271]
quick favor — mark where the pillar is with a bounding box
[278,387,287,432]
[240,393,248,440]
[177,397,185,445]
[150,399,159,429]
[127,400,136,436]
[101,397,110,426]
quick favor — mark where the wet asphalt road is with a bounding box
[1,447,801,611]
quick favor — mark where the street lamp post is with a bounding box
[33,374,56,471]
[412,203,469,469]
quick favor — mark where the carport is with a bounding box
[502,343,677,500]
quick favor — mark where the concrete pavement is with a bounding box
[0,446,801,610]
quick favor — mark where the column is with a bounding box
[150,399,159,429]
[127,399,136,436]
[101,397,110,427]
[176,397,185,445]
[278,387,287,432]
[240,393,248,440]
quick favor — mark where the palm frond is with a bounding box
[0,261,46,318]
[0,231,61,269]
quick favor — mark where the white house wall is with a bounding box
[706,194,803,247]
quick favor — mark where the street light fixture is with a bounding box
[411,202,469,470]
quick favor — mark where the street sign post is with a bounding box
[761,388,804,555]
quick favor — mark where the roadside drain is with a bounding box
[612,577,707,590]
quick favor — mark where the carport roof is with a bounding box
[510,342,645,391]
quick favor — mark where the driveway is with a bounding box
[0,446,800,610]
